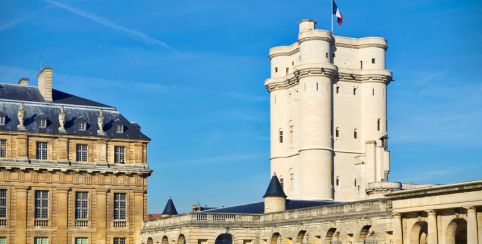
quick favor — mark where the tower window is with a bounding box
[360,61,363,70]
[286,68,289,75]
[377,119,381,131]
[335,128,340,138]
[275,67,278,73]
[372,58,375,64]
[316,83,318,91]
[354,178,357,187]
[290,173,294,192]
[336,177,340,186]
[279,130,283,143]
[333,53,335,58]
[372,89,375,96]
[326,53,328,58]
[353,88,357,95]
[280,177,284,189]
[354,129,358,139]
[292,61,294,66]
[336,86,340,94]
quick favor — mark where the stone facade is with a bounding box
[141,181,482,244]
[266,20,392,201]
[0,68,152,244]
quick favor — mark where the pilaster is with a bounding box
[15,185,29,244]
[466,207,478,244]
[96,188,109,244]
[56,187,70,243]
[426,210,437,244]
[393,213,403,244]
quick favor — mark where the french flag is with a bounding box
[332,0,344,26]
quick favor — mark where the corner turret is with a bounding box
[263,173,287,213]
[162,197,178,217]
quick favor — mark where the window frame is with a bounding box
[0,116,5,126]
[76,144,88,162]
[114,238,126,244]
[114,146,125,164]
[113,193,127,220]
[0,189,7,219]
[35,190,49,219]
[75,192,88,220]
[36,142,48,160]
[75,237,88,244]
[0,140,6,158]
[34,237,48,244]
[115,124,124,133]
[79,122,87,131]
[38,119,47,128]
[279,130,283,143]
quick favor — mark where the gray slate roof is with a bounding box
[200,200,343,214]
[0,83,149,140]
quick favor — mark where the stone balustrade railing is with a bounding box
[142,199,391,230]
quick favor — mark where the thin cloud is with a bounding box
[44,0,176,52]
[0,19,29,31]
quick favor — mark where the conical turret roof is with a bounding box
[263,173,287,198]
[162,197,178,215]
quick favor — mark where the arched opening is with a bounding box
[359,226,378,244]
[296,231,310,244]
[178,235,186,244]
[215,234,233,244]
[446,218,467,244]
[410,221,428,244]
[271,233,281,244]
[148,237,154,244]
[325,228,340,244]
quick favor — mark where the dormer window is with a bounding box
[38,119,47,128]
[0,116,5,125]
[116,124,124,133]
[79,122,87,131]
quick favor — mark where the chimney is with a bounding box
[37,67,53,102]
[298,19,317,33]
[18,78,29,86]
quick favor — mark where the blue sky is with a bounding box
[0,0,481,213]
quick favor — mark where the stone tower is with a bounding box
[265,20,393,201]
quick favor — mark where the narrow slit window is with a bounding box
[336,86,340,94]
[353,88,357,95]
[304,83,306,91]
[275,67,278,73]
[280,177,284,189]
[336,127,340,138]
[372,58,375,64]
[354,129,358,139]
[279,130,283,143]
[336,177,340,186]
[290,173,294,192]
[360,61,363,70]
[377,119,381,131]
[274,95,276,104]
[354,179,357,187]
[326,53,328,58]
[316,83,318,91]
[292,61,294,66]
[372,89,375,96]
[286,68,289,75]
[333,53,335,58]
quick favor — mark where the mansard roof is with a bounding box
[263,173,287,198]
[0,83,149,140]
[162,198,178,215]
[200,200,342,214]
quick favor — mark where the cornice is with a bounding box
[265,67,337,92]
[269,41,387,60]
[336,71,392,84]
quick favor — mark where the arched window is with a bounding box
[354,129,358,139]
[336,86,340,94]
[279,130,283,143]
[377,119,381,131]
[336,177,340,186]
[336,127,340,138]
[353,88,357,95]
[280,177,284,189]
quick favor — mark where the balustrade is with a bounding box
[75,219,88,227]
[34,219,48,227]
[114,220,127,228]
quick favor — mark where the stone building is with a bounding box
[139,20,482,244]
[0,67,151,244]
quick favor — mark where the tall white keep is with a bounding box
[265,20,394,201]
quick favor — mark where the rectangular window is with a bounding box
[360,61,363,70]
[353,88,357,95]
[76,144,88,162]
[79,122,87,131]
[286,68,289,75]
[0,140,6,158]
[0,116,5,125]
[372,58,375,64]
[114,146,125,164]
[0,190,6,219]
[34,238,48,244]
[36,142,48,160]
[114,238,126,244]
[35,191,49,219]
[279,131,283,143]
[114,193,126,220]
[75,237,88,244]
[75,192,88,220]
[275,67,278,73]
[0,237,5,244]
[39,119,47,128]
[116,124,124,133]
[332,53,335,58]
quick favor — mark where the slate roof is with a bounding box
[264,174,287,198]
[162,198,178,215]
[200,200,343,214]
[0,83,149,140]
[0,83,111,107]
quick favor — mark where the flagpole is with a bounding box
[331,0,333,33]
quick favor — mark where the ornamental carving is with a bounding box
[298,36,332,44]
[17,102,25,130]
[269,48,300,60]
[58,105,66,132]
[98,109,105,135]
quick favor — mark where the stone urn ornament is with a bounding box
[97,109,105,135]
[17,102,25,130]
[58,105,66,133]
